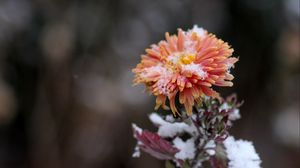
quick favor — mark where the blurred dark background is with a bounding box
[0,0,299,168]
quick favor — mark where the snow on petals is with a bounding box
[133,25,238,116]
[181,63,207,79]
[189,25,207,38]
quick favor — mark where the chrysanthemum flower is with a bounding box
[133,25,238,116]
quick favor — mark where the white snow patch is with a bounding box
[183,41,197,53]
[132,123,142,134]
[165,115,175,122]
[229,109,241,121]
[204,140,216,156]
[141,65,173,96]
[226,61,235,70]
[167,52,181,64]
[140,65,166,78]
[219,103,231,111]
[156,77,172,96]
[205,140,216,148]
[219,103,241,121]
[190,25,206,38]
[182,63,207,79]
[132,123,143,158]
[173,137,196,160]
[132,145,141,158]
[206,149,215,156]
[224,136,262,168]
[149,113,197,137]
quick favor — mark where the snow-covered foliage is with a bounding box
[132,95,261,168]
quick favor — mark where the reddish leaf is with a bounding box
[133,128,179,160]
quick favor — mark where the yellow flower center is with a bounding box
[165,52,196,72]
[179,53,195,65]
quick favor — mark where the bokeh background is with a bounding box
[0,0,299,168]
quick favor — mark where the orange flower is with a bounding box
[133,25,238,116]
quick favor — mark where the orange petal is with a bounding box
[169,90,179,116]
[177,29,185,51]
[201,86,219,98]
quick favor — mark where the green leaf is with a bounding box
[165,161,175,168]
[182,161,191,168]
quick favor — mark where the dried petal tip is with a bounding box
[133,25,238,116]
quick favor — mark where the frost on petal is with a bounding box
[190,25,206,38]
[156,76,172,96]
[140,65,166,79]
[181,63,208,79]
[132,124,179,160]
[173,137,196,160]
[223,136,262,168]
[149,113,197,138]
[167,52,181,64]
